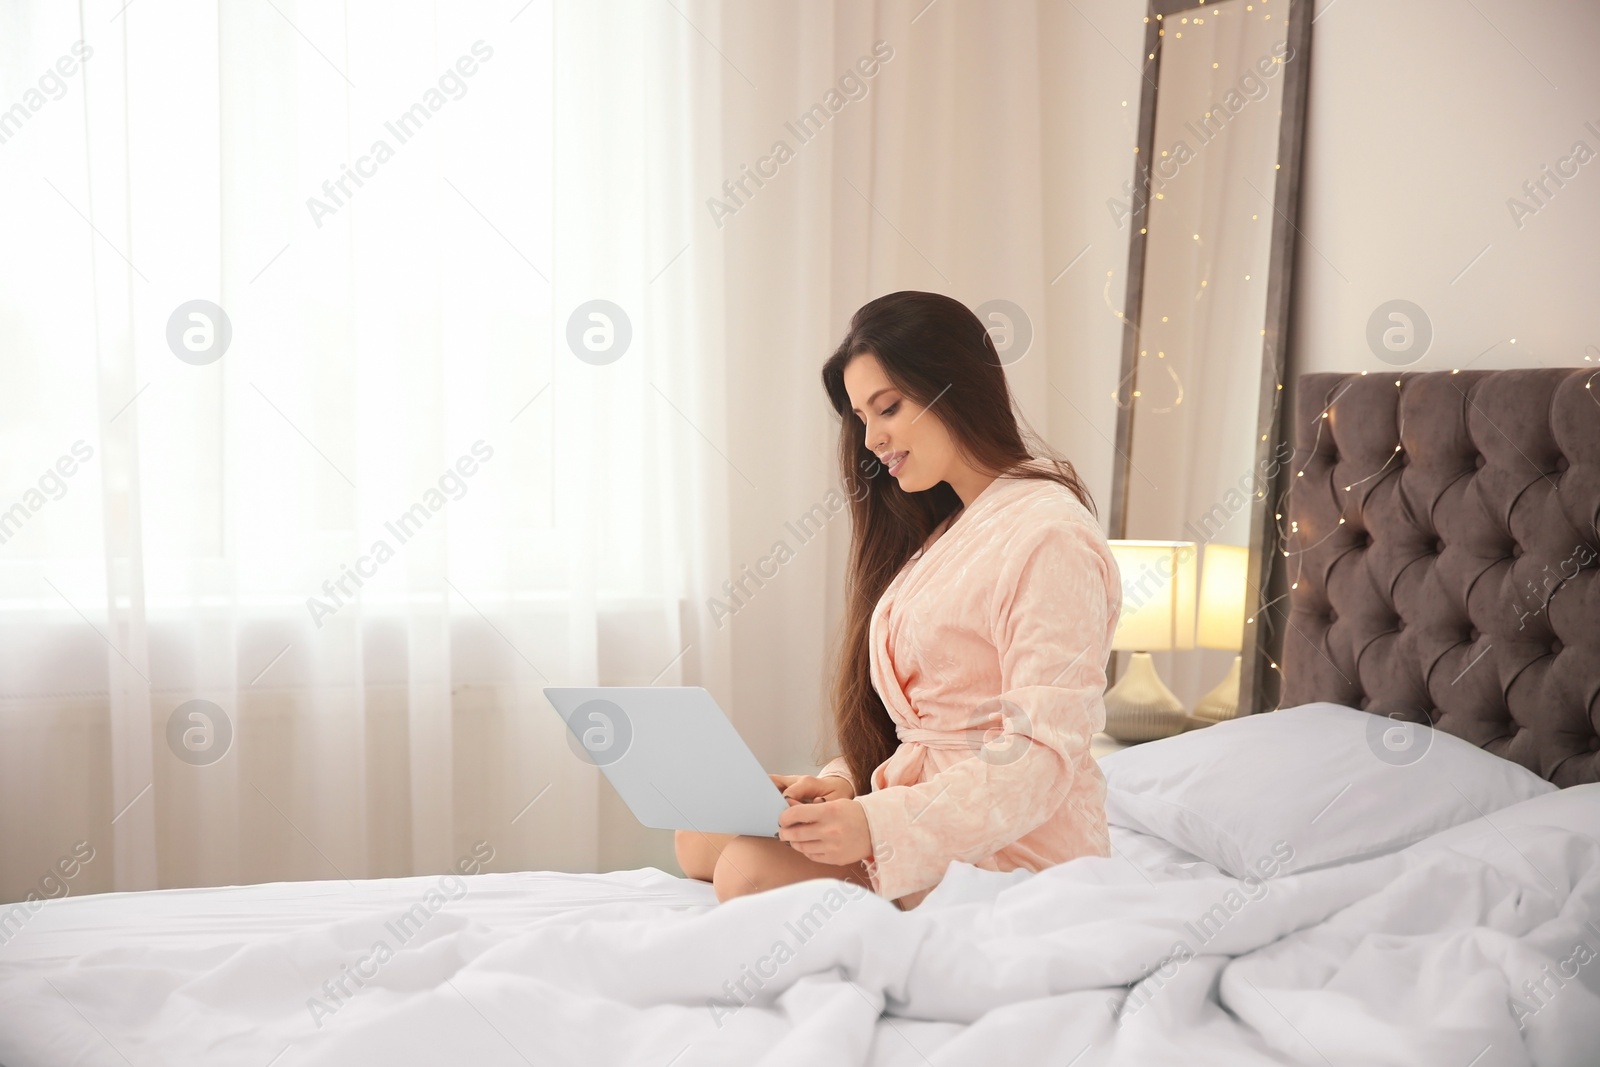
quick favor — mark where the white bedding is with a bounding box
[4,788,1599,1067]
[1109,823,1221,881]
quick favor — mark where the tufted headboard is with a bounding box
[1278,368,1600,786]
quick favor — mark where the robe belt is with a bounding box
[895,727,994,750]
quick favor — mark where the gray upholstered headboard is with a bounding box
[1279,368,1600,786]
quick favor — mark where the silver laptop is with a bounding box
[543,686,789,837]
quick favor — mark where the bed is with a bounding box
[2,368,1598,1066]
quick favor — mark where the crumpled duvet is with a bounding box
[2,803,1598,1067]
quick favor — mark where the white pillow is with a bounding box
[1098,702,1557,880]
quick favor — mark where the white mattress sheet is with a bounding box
[0,867,715,967]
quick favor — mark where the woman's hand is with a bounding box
[777,797,872,866]
[769,773,855,803]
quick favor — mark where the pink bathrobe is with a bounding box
[820,474,1122,907]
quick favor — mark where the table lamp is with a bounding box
[1192,543,1248,724]
[1103,540,1196,742]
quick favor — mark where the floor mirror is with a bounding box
[1103,0,1314,737]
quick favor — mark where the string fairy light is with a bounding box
[1251,370,1431,710]
[1279,381,1407,560]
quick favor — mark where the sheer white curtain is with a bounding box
[0,0,730,895]
[1,0,1144,900]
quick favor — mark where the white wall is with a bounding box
[1292,0,1600,376]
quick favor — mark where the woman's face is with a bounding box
[842,353,961,495]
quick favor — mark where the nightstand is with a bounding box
[1099,715,1220,751]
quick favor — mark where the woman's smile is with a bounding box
[881,450,908,476]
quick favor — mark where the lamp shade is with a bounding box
[1108,540,1196,652]
[1197,543,1249,651]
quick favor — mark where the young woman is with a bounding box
[675,291,1122,909]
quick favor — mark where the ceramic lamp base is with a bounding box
[1103,651,1188,743]
[1191,654,1242,725]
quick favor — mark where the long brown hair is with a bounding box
[820,291,1097,792]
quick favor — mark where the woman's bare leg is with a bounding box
[674,830,735,881]
[711,836,871,903]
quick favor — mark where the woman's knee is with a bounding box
[711,838,767,902]
[675,829,717,882]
